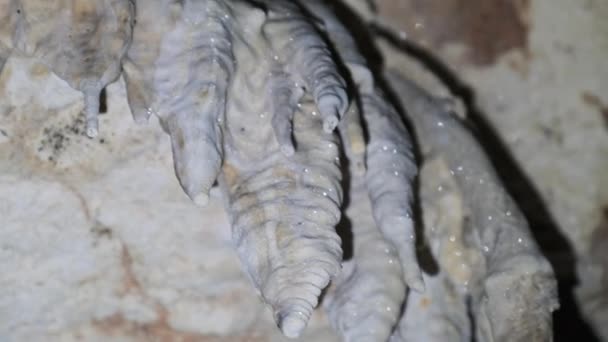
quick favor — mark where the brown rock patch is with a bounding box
[93,310,267,342]
[581,91,608,129]
[377,0,531,65]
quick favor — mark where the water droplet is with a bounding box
[517,238,523,244]
[449,235,456,242]
[394,171,399,176]
[479,179,484,184]
[386,306,392,312]
[437,121,444,127]
[488,216,493,221]
[382,145,388,151]
[457,166,463,171]
[322,192,327,197]
[311,111,317,116]
[304,168,309,173]
[392,149,397,154]
[437,186,443,192]
[506,211,512,216]
[483,245,490,252]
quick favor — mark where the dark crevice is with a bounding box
[412,172,440,276]
[99,87,108,114]
[466,296,478,342]
[335,142,354,261]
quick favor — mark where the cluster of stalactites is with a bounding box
[0,1,559,341]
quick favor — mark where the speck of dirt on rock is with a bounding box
[37,113,94,161]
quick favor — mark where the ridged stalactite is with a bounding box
[296,2,424,340]
[362,92,424,292]
[322,101,405,342]
[299,0,373,92]
[387,72,559,342]
[302,0,423,291]
[0,0,134,137]
[218,6,348,333]
[220,96,344,338]
[261,0,348,133]
[123,0,235,205]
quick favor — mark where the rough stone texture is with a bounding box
[1,0,607,340]
[0,57,338,342]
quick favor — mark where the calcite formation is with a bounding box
[122,0,234,206]
[0,0,134,137]
[0,0,562,341]
[387,73,559,341]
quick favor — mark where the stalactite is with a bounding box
[387,71,559,342]
[2,0,134,137]
[261,0,348,133]
[123,0,234,205]
[220,97,344,338]
[302,0,423,291]
[323,101,406,341]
